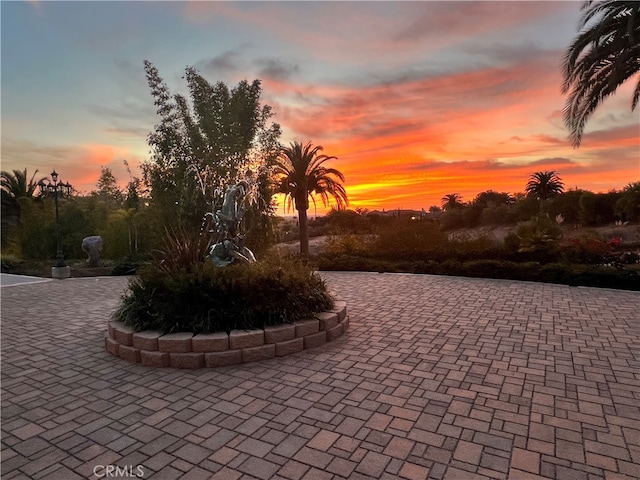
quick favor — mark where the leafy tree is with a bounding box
[6,197,55,259]
[547,189,587,225]
[480,204,511,226]
[275,141,348,254]
[511,194,541,222]
[615,182,640,221]
[463,191,514,228]
[123,159,143,210]
[462,204,482,228]
[142,60,281,236]
[525,171,565,201]
[441,193,464,211]
[472,190,514,208]
[58,200,94,259]
[439,208,465,230]
[92,166,123,205]
[562,0,640,147]
[324,208,371,234]
[97,209,139,259]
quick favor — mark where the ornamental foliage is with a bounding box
[142,61,282,236]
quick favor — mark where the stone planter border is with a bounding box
[105,301,348,368]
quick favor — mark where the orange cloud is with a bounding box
[2,140,144,195]
[257,48,638,212]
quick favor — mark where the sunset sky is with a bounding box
[2,1,639,213]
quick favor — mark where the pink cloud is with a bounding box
[183,2,571,64]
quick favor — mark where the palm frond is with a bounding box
[562,0,640,147]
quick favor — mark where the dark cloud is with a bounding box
[104,126,150,138]
[1,139,75,163]
[86,101,155,141]
[462,42,558,67]
[393,3,469,43]
[532,134,566,145]
[582,124,640,144]
[114,59,144,82]
[87,103,153,122]
[197,50,242,76]
[255,58,300,81]
[408,157,577,173]
[401,159,464,172]
[393,2,562,45]
[361,120,421,140]
[80,59,157,141]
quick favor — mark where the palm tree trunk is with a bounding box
[297,207,309,255]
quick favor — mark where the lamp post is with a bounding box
[38,170,73,279]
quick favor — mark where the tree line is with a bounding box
[436,172,639,230]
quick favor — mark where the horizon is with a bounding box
[2,1,639,213]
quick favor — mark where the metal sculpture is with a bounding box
[203,180,256,267]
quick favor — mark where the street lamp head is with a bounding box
[37,179,47,195]
[51,170,58,183]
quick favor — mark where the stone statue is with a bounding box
[203,181,256,267]
[82,236,103,267]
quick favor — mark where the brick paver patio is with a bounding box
[1,272,638,479]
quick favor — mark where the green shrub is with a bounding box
[536,263,567,284]
[322,234,370,256]
[317,253,384,272]
[114,244,333,334]
[463,260,511,279]
[449,236,499,262]
[565,266,640,290]
[440,209,465,230]
[374,219,449,261]
[515,215,561,262]
[564,235,611,265]
[314,254,639,291]
[0,254,21,273]
[111,256,148,276]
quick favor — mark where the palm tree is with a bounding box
[1,168,46,218]
[1,168,46,246]
[525,171,565,201]
[562,0,640,147]
[441,193,464,211]
[1,168,44,199]
[274,141,348,254]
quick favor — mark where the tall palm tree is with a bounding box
[1,168,46,218]
[1,168,44,200]
[441,193,464,211]
[525,171,565,201]
[562,0,640,147]
[274,141,348,254]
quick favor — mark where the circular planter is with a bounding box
[105,301,348,368]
